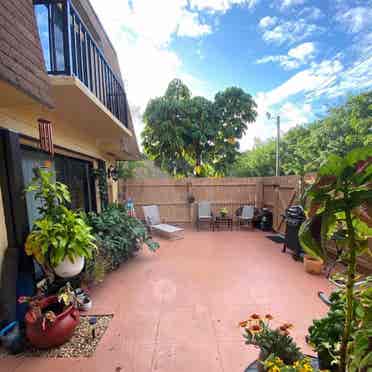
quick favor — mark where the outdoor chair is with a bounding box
[142,205,184,240]
[237,205,254,230]
[197,201,213,231]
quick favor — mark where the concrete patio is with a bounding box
[3,230,333,372]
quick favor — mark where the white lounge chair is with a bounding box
[143,205,184,240]
[237,205,254,230]
[197,201,213,231]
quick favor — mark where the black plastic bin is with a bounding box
[282,206,306,259]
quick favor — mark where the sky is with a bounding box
[90,0,372,151]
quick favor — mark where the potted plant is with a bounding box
[262,354,318,371]
[307,291,345,370]
[299,147,372,372]
[240,314,303,371]
[303,254,324,275]
[220,207,228,218]
[25,168,96,278]
[19,283,80,349]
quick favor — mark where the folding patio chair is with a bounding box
[143,205,184,240]
[237,205,254,230]
[197,201,213,231]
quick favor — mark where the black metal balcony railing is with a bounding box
[34,0,128,127]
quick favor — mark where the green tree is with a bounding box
[229,91,372,177]
[230,139,276,177]
[142,79,257,176]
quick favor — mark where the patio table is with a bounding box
[213,215,233,231]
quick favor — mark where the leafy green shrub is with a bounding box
[308,291,345,370]
[86,204,159,271]
[348,277,372,372]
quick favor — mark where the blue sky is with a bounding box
[90,0,372,150]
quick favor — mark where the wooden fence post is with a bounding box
[255,178,264,208]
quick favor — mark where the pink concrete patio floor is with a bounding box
[3,230,333,372]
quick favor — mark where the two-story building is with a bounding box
[0,0,140,324]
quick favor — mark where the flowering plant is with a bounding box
[220,207,228,217]
[263,354,317,372]
[240,314,303,365]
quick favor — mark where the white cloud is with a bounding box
[288,42,316,60]
[257,42,316,70]
[274,0,307,11]
[314,56,372,99]
[259,18,323,45]
[256,55,301,70]
[89,0,214,140]
[190,0,259,13]
[239,99,314,150]
[242,50,372,150]
[299,7,324,20]
[177,12,212,37]
[336,6,372,33]
[258,16,278,29]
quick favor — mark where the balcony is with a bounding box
[34,1,129,129]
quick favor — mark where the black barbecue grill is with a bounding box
[282,206,306,260]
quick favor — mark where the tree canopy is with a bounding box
[229,91,372,177]
[142,79,257,177]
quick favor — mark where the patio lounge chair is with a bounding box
[197,201,213,231]
[237,205,254,230]
[143,205,184,240]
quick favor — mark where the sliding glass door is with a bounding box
[21,148,96,228]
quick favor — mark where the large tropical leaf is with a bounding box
[298,215,325,259]
[318,154,344,177]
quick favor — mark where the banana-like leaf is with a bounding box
[298,215,325,259]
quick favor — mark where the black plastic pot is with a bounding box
[318,349,337,371]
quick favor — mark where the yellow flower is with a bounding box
[270,366,280,372]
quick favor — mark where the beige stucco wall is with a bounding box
[0,183,8,281]
[0,105,121,211]
[0,106,112,162]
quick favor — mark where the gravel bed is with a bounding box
[0,314,113,358]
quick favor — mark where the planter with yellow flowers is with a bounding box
[240,314,319,371]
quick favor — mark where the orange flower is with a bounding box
[239,320,248,328]
[281,323,293,330]
[250,313,261,320]
[278,323,293,335]
[249,324,262,334]
[265,314,274,320]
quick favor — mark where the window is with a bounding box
[21,148,96,228]
[34,4,51,71]
[34,2,67,73]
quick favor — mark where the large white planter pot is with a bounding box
[54,256,85,278]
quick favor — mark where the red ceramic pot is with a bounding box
[25,295,80,349]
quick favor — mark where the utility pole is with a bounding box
[276,115,280,176]
[266,112,281,176]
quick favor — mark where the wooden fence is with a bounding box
[120,175,315,233]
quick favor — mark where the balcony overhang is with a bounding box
[49,75,135,159]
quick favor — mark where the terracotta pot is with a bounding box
[304,255,324,275]
[54,256,85,278]
[25,295,80,349]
